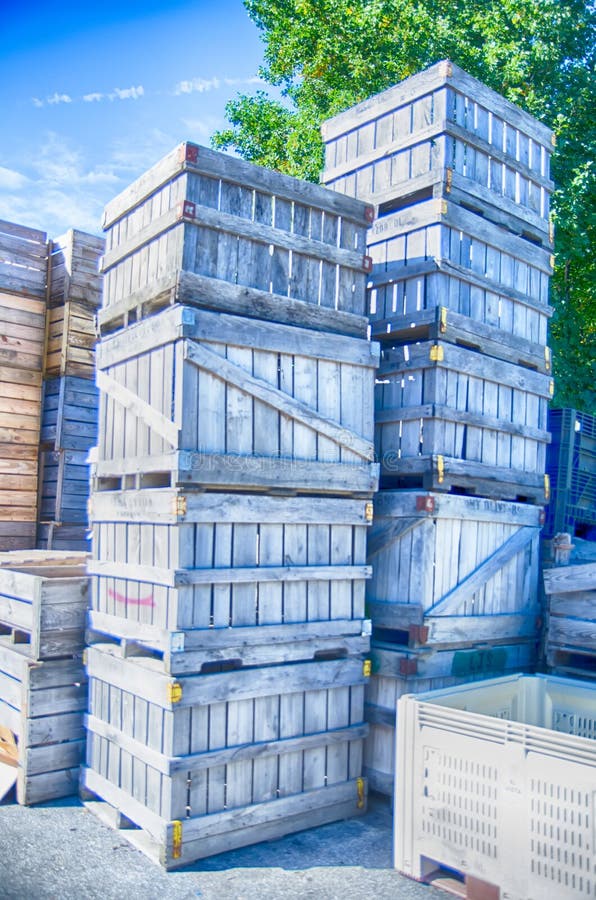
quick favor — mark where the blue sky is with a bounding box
[0,1,270,238]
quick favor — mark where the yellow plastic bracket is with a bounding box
[549,380,555,397]
[430,345,444,362]
[172,496,187,518]
[544,347,552,372]
[365,501,374,522]
[171,821,183,859]
[544,474,551,502]
[356,777,366,809]
[550,254,555,269]
[440,200,448,216]
[167,682,183,704]
[363,659,372,678]
[437,455,445,484]
[445,169,453,193]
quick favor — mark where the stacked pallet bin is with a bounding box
[544,408,596,540]
[0,221,48,550]
[0,550,89,804]
[82,142,380,867]
[38,230,104,551]
[322,60,554,794]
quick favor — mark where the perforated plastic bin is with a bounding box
[394,674,596,900]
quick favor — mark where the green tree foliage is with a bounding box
[213,0,595,411]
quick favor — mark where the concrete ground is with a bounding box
[0,791,445,900]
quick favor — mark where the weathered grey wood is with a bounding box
[98,269,369,339]
[102,142,371,230]
[543,563,596,595]
[321,60,552,149]
[86,645,367,709]
[89,489,372,525]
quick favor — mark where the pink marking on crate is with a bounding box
[108,588,155,608]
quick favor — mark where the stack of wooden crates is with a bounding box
[322,60,554,794]
[82,142,380,866]
[0,221,48,550]
[38,229,103,551]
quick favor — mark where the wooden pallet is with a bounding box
[543,562,596,680]
[82,643,368,867]
[367,492,542,645]
[0,637,86,804]
[95,305,378,495]
[0,554,88,659]
[375,341,551,500]
[100,141,373,329]
[88,488,372,650]
[363,640,536,796]
[369,267,551,359]
[322,60,553,237]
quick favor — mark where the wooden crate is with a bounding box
[0,555,88,659]
[543,562,596,680]
[366,491,542,646]
[41,376,99,452]
[364,640,537,795]
[99,142,373,335]
[322,60,553,242]
[368,263,551,356]
[38,449,91,525]
[36,523,90,552]
[95,305,378,496]
[46,230,103,379]
[0,637,86,804]
[0,219,48,301]
[367,198,552,307]
[88,488,372,669]
[375,340,552,501]
[0,523,36,553]
[82,643,368,868]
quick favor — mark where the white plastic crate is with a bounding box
[394,674,596,900]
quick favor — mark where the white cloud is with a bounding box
[109,85,144,101]
[223,76,264,86]
[174,77,220,95]
[32,97,44,108]
[180,116,225,141]
[83,92,104,103]
[0,167,29,191]
[47,93,73,105]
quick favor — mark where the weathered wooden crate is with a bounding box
[376,341,552,501]
[46,230,103,379]
[322,60,554,243]
[367,491,542,646]
[543,561,596,680]
[95,305,378,495]
[82,643,368,868]
[0,555,88,659]
[368,263,551,356]
[0,366,42,548]
[41,376,99,452]
[38,449,91,525]
[0,219,48,300]
[364,640,537,795]
[88,488,372,670]
[0,290,46,373]
[99,142,373,337]
[0,637,86,804]
[367,198,552,307]
[36,523,90,552]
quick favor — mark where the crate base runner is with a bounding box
[88,611,371,675]
[543,562,596,682]
[363,640,536,796]
[82,775,367,869]
[0,638,87,804]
